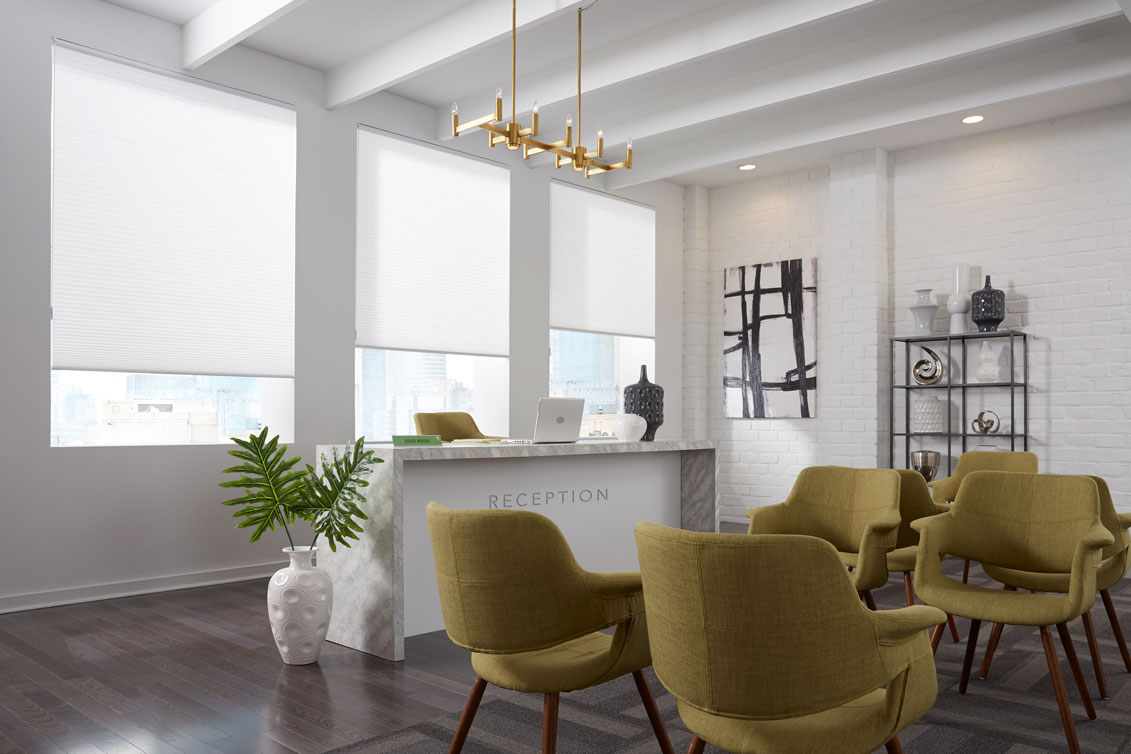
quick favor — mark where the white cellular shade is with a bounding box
[356,130,510,357]
[550,183,656,339]
[51,45,296,377]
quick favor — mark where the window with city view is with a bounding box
[50,46,296,447]
[51,371,294,447]
[354,349,508,440]
[548,330,655,436]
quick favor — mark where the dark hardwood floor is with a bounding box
[0,579,508,754]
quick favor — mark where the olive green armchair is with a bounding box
[912,471,1114,754]
[928,450,1038,510]
[426,503,673,754]
[746,466,902,602]
[979,476,1131,699]
[636,522,944,754]
[413,411,503,442]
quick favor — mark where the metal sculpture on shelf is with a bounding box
[912,347,944,385]
[971,410,1000,435]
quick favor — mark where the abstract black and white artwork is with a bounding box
[723,257,817,418]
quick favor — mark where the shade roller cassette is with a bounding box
[355,129,510,358]
[51,44,297,378]
[550,182,655,339]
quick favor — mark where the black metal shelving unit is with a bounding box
[890,330,1028,476]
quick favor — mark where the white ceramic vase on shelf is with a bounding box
[612,413,647,442]
[909,289,938,334]
[975,340,1002,383]
[912,395,947,434]
[267,546,333,665]
[947,263,971,335]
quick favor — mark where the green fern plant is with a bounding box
[219,427,381,551]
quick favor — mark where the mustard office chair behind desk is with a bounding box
[636,523,945,754]
[426,503,674,754]
[413,411,502,442]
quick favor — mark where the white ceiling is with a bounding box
[103,0,1131,188]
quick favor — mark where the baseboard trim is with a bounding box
[0,561,285,615]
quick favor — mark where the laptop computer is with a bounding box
[500,397,585,444]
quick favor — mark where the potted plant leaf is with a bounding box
[219,428,381,665]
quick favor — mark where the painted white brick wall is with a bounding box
[686,104,1131,520]
[892,103,1131,510]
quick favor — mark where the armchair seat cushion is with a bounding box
[840,546,917,575]
[915,575,1083,627]
[472,625,649,693]
[983,554,1127,595]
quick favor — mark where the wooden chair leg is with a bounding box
[1081,611,1110,699]
[947,613,961,643]
[903,572,915,606]
[885,736,904,754]
[930,623,945,655]
[686,735,706,754]
[1040,625,1082,754]
[1056,622,1097,720]
[979,622,1005,680]
[633,670,675,754]
[861,590,878,611]
[1100,588,1131,672]
[959,618,982,694]
[962,558,971,584]
[448,677,487,754]
[542,693,559,754]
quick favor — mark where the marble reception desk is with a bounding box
[316,439,718,661]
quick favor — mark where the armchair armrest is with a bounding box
[1067,522,1116,616]
[745,502,790,534]
[1117,512,1131,530]
[582,570,646,626]
[852,508,902,592]
[928,476,959,505]
[870,605,947,643]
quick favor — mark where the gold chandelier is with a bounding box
[450,0,631,178]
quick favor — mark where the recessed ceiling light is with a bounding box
[738,163,756,171]
[961,115,984,124]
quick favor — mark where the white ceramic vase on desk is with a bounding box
[267,546,333,665]
[612,413,647,442]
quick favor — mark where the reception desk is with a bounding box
[316,439,717,661]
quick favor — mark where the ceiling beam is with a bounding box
[441,0,884,136]
[1119,0,1131,22]
[326,0,579,110]
[182,0,310,70]
[605,28,1131,188]
[585,0,1120,151]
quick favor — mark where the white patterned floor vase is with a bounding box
[268,546,333,665]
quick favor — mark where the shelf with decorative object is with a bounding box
[890,330,1028,477]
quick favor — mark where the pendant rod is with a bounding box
[511,0,517,124]
[576,7,582,138]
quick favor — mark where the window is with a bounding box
[50,45,296,446]
[549,183,656,430]
[355,129,509,440]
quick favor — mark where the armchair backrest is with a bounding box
[895,469,940,549]
[635,522,892,720]
[413,411,486,441]
[948,471,1101,572]
[781,466,901,553]
[953,450,1038,485]
[426,503,611,653]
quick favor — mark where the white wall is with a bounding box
[687,104,1131,522]
[0,0,683,611]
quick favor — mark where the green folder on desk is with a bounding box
[392,435,442,446]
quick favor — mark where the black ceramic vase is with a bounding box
[623,365,664,441]
[970,275,1005,332]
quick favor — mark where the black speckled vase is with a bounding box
[971,275,1005,332]
[623,366,664,441]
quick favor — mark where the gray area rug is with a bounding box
[334,571,1131,754]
